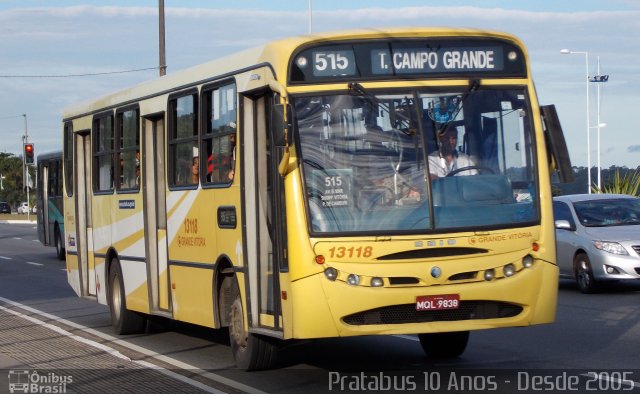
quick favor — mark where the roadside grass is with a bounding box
[0,213,33,221]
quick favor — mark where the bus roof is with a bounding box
[62,27,524,121]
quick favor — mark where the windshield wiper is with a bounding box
[348,82,414,133]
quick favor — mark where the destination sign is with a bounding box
[289,38,526,83]
[371,47,503,75]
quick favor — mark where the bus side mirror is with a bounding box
[541,105,574,183]
[272,103,290,147]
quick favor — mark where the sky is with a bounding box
[0,1,639,169]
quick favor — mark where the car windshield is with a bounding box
[572,198,640,227]
[295,87,539,234]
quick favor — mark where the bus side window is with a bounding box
[202,81,237,185]
[168,92,198,187]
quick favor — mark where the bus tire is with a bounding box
[108,258,146,335]
[418,331,469,358]
[227,278,278,370]
[54,226,65,261]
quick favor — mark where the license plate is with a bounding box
[416,294,460,311]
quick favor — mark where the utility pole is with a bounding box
[159,0,167,76]
[308,0,313,33]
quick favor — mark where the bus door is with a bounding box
[242,93,285,333]
[142,114,170,313]
[37,161,49,245]
[74,131,96,297]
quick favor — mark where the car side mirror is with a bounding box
[554,219,574,231]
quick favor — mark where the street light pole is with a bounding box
[590,56,609,190]
[560,49,591,193]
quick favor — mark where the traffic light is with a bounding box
[24,143,34,165]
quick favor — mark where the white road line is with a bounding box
[0,296,267,394]
[394,334,418,341]
[0,303,131,361]
[0,256,11,260]
[13,237,21,240]
[25,262,43,266]
[32,239,40,242]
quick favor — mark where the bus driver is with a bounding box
[428,128,477,178]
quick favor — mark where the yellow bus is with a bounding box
[62,27,573,370]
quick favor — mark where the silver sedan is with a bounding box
[553,193,640,293]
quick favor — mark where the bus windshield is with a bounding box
[295,87,538,234]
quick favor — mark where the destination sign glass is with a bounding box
[289,38,526,83]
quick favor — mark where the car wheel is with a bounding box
[108,258,146,334]
[225,277,278,370]
[573,253,598,294]
[418,331,470,358]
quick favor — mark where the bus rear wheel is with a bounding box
[108,258,146,335]
[54,226,65,261]
[227,279,278,370]
[418,331,469,358]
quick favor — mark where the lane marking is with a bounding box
[0,299,225,394]
[0,296,267,394]
[25,262,43,266]
[0,256,11,260]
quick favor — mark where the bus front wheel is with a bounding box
[108,258,146,335]
[418,331,469,358]
[227,279,278,370]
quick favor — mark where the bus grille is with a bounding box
[342,301,522,326]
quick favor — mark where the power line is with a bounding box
[0,66,160,78]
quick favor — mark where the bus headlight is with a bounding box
[347,274,360,286]
[503,264,516,277]
[484,269,495,281]
[522,254,534,268]
[324,267,338,281]
[370,277,384,287]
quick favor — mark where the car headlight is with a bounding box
[593,240,628,255]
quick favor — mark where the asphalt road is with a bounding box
[1,221,639,393]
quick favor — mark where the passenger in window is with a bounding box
[226,133,236,181]
[361,167,423,209]
[206,132,236,183]
[358,126,423,208]
[428,128,477,178]
[192,156,199,184]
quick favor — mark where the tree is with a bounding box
[592,169,640,196]
[0,152,35,209]
[553,166,640,197]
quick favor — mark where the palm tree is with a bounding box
[592,169,640,196]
